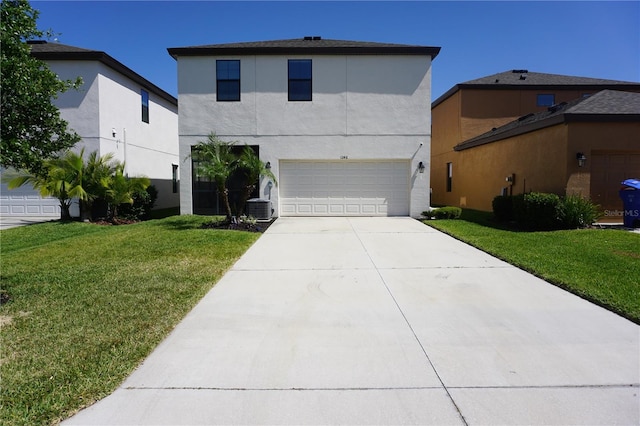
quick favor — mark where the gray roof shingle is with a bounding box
[462,70,638,86]
[433,69,640,107]
[454,90,640,151]
[168,37,441,59]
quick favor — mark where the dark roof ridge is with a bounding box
[29,40,177,106]
[433,69,640,108]
[168,37,440,59]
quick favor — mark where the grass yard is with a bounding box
[0,216,259,426]
[424,209,640,324]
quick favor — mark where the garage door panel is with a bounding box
[1,181,61,217]
[280,160,409,216]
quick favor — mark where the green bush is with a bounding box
[558,194,601,229]
[513,192,562,230]
[423,206,462,220]
[118,185,158,220]
[492,195,514,222]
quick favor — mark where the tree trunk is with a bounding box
[60,200,72,221]
[221,188,233,220]
[79,200,92,222]
[237,184,256,218]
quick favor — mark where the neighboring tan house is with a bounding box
[167,37,440,218]
[431,70,640,216]
[0,41,179,218]
[453,90,640,221]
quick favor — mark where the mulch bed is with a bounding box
[201,218,275,233]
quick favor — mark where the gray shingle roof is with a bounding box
[28,41,177,106]
[462,70,639,86]
[168,37,441,59]
[433,69,640,107]
[454,90,640,151]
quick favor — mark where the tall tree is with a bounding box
[0,0,81,175]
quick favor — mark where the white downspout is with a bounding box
[123,128,128,176]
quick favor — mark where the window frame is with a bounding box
[446,162,453,192]
[141,89,149,123]
[216,60,241,102]
[172,164,179,193]
[288,59,312,102]
[536,93,555,107]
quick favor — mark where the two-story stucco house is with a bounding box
[0,41,179,218]
[168,37,440,218]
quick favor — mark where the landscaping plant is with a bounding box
[192,132,275,220]
[494,192,601,230]
[422,206,462,220]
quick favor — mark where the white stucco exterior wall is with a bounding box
[49,60,180,210]
[178,54,432,217]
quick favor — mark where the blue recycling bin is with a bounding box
[619,179,640,228]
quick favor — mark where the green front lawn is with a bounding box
[424,210,640,324]
[0,216,259,426]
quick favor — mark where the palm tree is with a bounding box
[105,163,150,221]
[236,145,277,216]
[192,133,238,220]
[7,149,88,220]
[80,151,117,221]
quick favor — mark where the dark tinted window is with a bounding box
[217,60,240,101]
[288,59,312,101]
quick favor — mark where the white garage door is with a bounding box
[279,160,410,216]
[0,183,60,217]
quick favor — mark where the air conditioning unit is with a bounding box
[246,198,272,220]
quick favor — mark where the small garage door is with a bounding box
[279,160,410,216]
[0,182,60,217]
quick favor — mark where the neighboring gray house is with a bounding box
[168,37,440,218]
[0,41,179,218]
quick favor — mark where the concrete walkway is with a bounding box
[0,216,55,230]
[64,217,639,425]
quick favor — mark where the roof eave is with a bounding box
[454,112,640,151]
[32,50,178,107]
[454,115,566,151]
[167,45,441,60]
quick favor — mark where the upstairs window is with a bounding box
[288,59,312,101]
[141,89,149,123]
[217,60,240,101]
[537,94,555,107]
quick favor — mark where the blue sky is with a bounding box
[31,1,639,100]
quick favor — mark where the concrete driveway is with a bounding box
[64,217,639,425]
[0,216,55,230]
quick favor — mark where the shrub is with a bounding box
[558,194,601,229]
[422,209,436,219]
[118,185,158,221]
[423,206,462,220]
[513,192,562,230]
[492,195,514,222]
